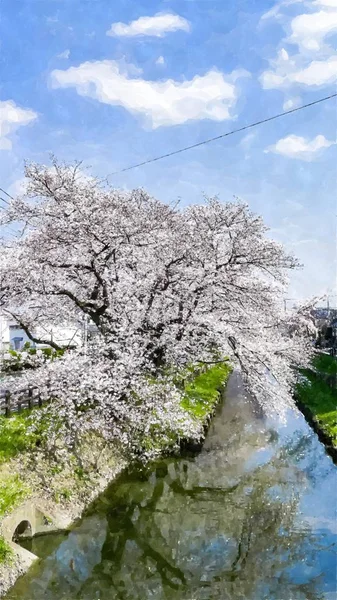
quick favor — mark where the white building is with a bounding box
[0,312,85,353]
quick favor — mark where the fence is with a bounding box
[0,386,44,417]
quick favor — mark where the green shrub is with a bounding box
[54,488,72,503]
[3,345,65,373]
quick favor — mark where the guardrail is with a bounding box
[0,387,44,417]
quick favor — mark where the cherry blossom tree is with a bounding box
[0,158,314,453]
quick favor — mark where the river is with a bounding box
[5,372,337,600]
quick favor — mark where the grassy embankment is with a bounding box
[0,412,37,562]
[181,362,231,419]
[0,361,231,565]
[296,354,337,452]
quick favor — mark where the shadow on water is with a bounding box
[6,373,337,600]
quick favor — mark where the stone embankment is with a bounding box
[0,446,126,598]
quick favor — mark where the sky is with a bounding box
[0,0,336,303]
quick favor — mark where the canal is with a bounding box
[5,373,337,599]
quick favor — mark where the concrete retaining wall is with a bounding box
[1,500,71,564]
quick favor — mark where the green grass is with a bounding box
[0,474,30,518]
[0,404,56,465]
[0,411,39,465]
[0,535,13,564]
[0,362,232,486]
[312,353,337,377]
[140,361,232,454]
[296,355,337,446]
[181,362,232,420]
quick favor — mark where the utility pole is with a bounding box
[83,314,88,355]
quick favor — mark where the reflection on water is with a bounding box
[6,373,337,600]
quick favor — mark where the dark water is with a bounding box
[6,373,337,600]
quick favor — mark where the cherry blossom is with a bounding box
[0,158,315,453]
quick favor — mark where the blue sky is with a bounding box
[0,0,336,302]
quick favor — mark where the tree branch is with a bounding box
[4,311,63,351]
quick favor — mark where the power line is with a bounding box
[0,188,20,237]
[0,193,18,237]
[0,221,19,237]
[0,188,13,201]
[107,92,337,177]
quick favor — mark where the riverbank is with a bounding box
[296,354,337,462]
[0,361,231,598]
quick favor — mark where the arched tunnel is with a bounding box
[12,520,33,542]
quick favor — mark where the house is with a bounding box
[0,315,30,352]
[0,312,86,354]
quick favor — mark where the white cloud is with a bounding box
[261,54,337,88]
[265,133,336,159]
[50,60,249,129]
[47,16,58,24]
[240,132,257,159]
[260,1,337,91]
[283,96,301,110]
[0,100,37,151]
[289,8,337,50]
[74,168,95,184]
[156,55,165,66]
[57,49,70,59]
[240,132,257,149]
[8,177,27,197]
[285,198,304,210]
[107,12,190,38]
[279,48,289,61]
[313,0,337,8]
[290,237,320,246]
[291,55,337,84]
[260,0,303,22]
[0,137,12,151]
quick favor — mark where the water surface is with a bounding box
[6,373,337,600]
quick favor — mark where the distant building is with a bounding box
[8,322,33,351]
[0,313,85,353]
[311,307,337,321]
[0,316,29,351]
